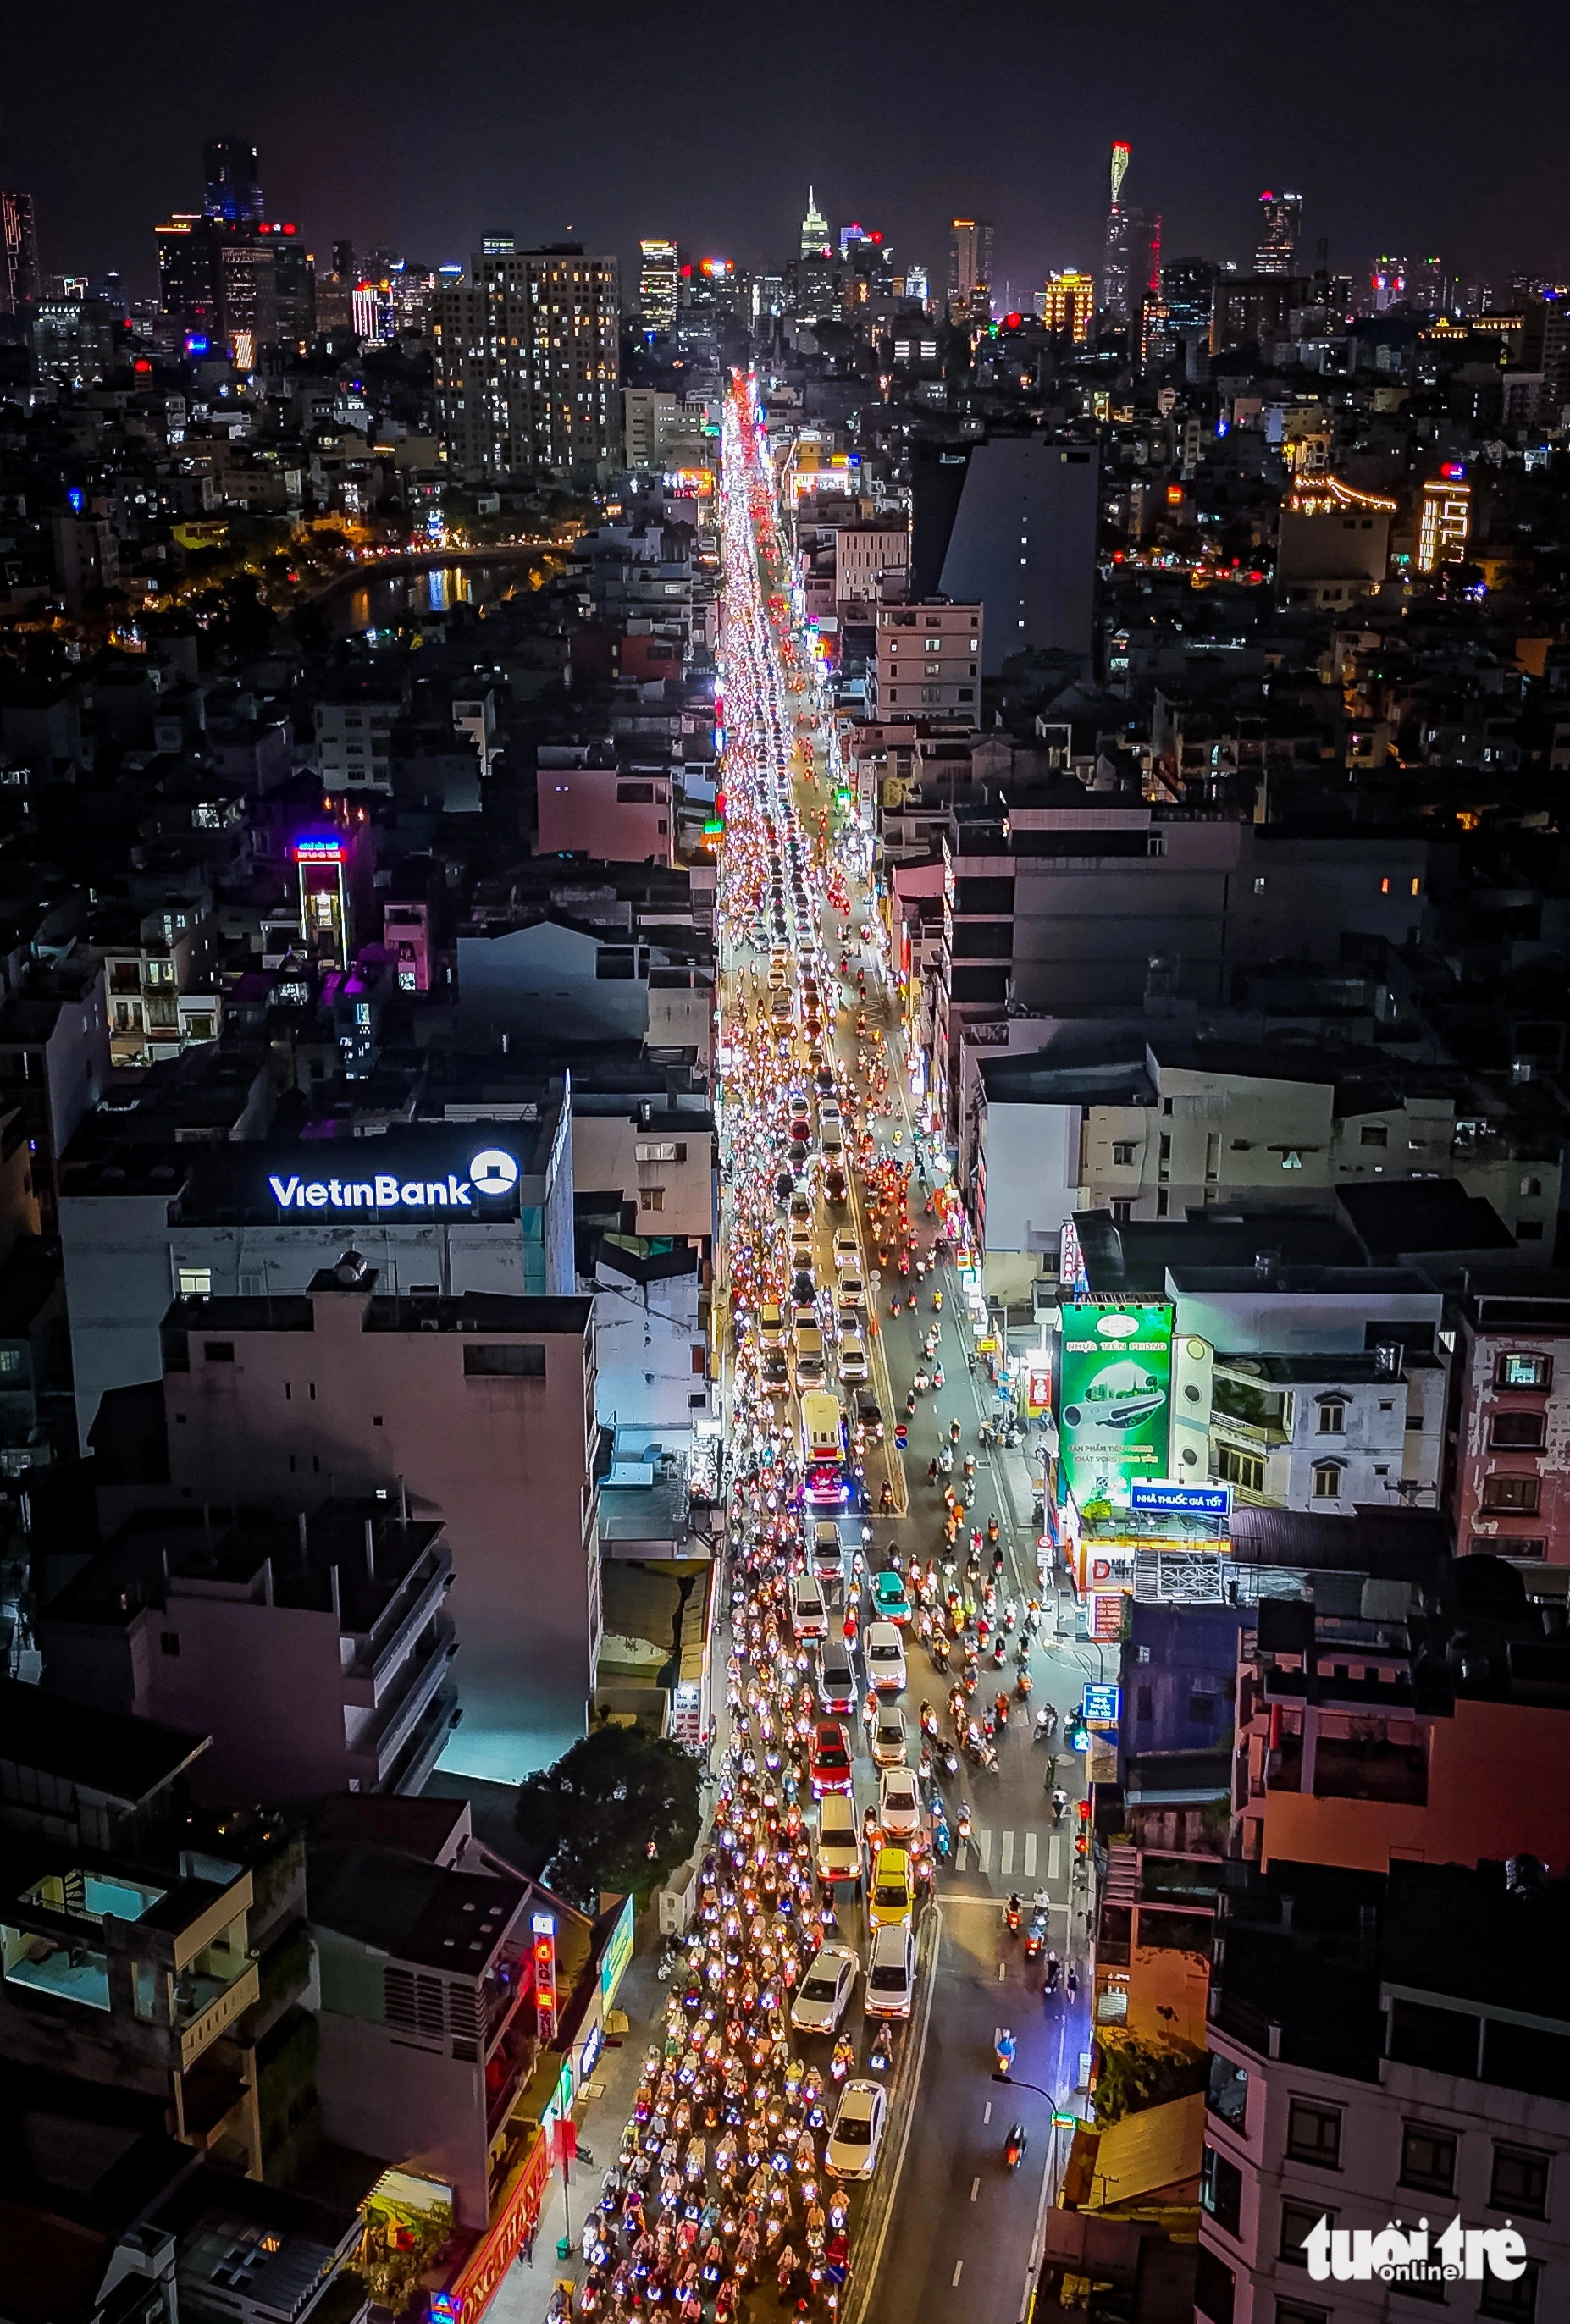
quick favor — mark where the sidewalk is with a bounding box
[486,1934,666,2324]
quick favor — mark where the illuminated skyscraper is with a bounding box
[639,238,679,332]
[1039,270,1096,343]
[433,241,620,477]
[1102,144,1156,330]
[1370,255,1408,312]
[1418,464,1471,571]
[800,188,830,260]
[1254,190,1303,276]
[202,138,265,225]
[0,190,39,315]
[948,217,994,323]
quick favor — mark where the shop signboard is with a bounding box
[1088,1592,1125,1643]
[599,1893,635,2006]
[1130,1481,1230,1521]
[1058,1303,1174,1508]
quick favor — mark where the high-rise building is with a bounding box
[155,213,225,330]
[1039,270,1096,343]
[202,137,264,225]
[949,217,994,323]
[1418,463,1472,571]
[914,436,1098,671]
[1254,189,1303,276]
[1161,255,1219,339]
[1370,253,1408,312]
[639,237,679,332]
[1102,145,1158,333]
[432,239,620,478]
[0,190,39,315]
[218,222,314,364]
[800,187,830,261]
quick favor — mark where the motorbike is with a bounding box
[995,2030,1017,2077]
[1004,2123,1028,2171]
[956,1803,973,1841]
[1003,1895,1022,1935]
[1017,1670,1034,1701]
[1024,1918,1045,1963]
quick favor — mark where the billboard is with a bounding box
[1129,1481,1230,1521]
[1058,1302,1174,1509]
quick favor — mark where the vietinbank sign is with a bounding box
[268,1148,520,1214]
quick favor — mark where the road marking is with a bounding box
[955,1841,968,1873]
[952,2261,965,2286]
[970,2178,980,2202]
[977,1828,992,1870]
[844,1902,941,2324]
[997,1961,1006,1981]
[1002,1829,1016,1874]
[1048,1835,1062,1880]
[1024,1831,1037,1877]
[983,2101,992,2123]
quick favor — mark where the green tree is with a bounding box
[1092,2030,1208,2128]
[514,1726,701,1910]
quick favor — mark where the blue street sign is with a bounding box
[1081,1681,1121,1730]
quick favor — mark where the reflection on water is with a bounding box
[326,561,527,635]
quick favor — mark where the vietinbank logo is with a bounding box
[1302,2215,1529,2288]
[268,1148,519,1213]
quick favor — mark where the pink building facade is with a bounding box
[161,1258,600,1781]
[1451,1279,1570,1565]
[536,763,674,864]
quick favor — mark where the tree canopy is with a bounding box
[514,1725,702,1910]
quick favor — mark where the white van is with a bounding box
[791,1572,829,1641]
[815,1791,862,1889]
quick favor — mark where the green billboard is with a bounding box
[1058,1302,1174,1510]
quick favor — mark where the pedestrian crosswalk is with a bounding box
[956,1826,1048,1877]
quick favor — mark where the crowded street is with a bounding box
[536,374,1098,2323]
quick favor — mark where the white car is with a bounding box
[790,1943,859,2034]
[864,1924,916,2021]
[871,1705,908,1770]
[832,1228,859,1272]
[826,2079,888,2180]
[878,1765,920,1841]
[838,1333,869,1384]
[864,1621,907,1695]
[838,1271,866,1311]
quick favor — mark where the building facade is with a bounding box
[433,240,619,479]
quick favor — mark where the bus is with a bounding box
[800,1390,849,1509]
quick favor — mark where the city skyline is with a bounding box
[6,0,1569,299]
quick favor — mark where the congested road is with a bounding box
[708,373,1098,2322]
[539,376,1098,2324]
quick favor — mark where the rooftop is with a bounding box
[0,1678,207,1810]
[305,1836,528,1973]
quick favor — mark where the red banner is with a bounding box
[438,2129,551,2321]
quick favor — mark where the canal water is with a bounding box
[323,560,534,635]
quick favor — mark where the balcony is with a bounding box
[175,1950,259,2070]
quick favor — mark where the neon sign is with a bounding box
[268,1148,520,1212]
[533,1911,557,2042]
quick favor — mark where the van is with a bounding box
[815,1792,861,1890]
[811,1521,843,1580]
[794,1327,826,1390]
[867,1845,914,1932]
[791,1572,828,1641]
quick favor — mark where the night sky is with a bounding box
[8,0,1568,299]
